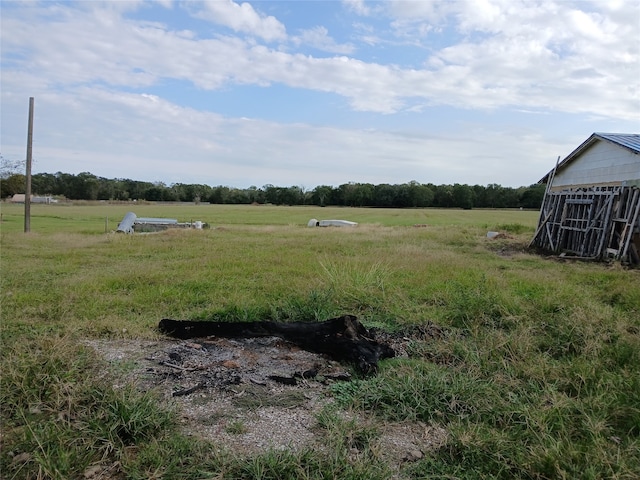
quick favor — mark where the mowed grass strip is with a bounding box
[1,204,639,479]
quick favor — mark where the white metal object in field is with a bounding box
[135,217,179,225]
[116,212,137,234]
[307,218,358,227]
[116,212,204,233]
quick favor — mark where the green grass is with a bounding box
[0,335,176,479]
[1,203,639,479]
[0,202,539,233]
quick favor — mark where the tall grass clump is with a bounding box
[440,274,517,330]
[185,288,340,324]
[0,335,176,479]
[269,288,340,322]
[320,259,391,317]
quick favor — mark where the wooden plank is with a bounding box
[530,156,560,248]
[530,210,553,247]
[565,199,593,205]
[597,189,619,259]
[620,189,640,262]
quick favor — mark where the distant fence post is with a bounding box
[24,97,34,233]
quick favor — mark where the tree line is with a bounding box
[1,171,546,209]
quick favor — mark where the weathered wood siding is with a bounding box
[551,141,640,190]
[530,186,640,265]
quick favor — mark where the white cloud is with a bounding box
[0,81,559,187]
[292,26,355,55]
[387,0,452,32]
[192,0,286,42]
[1,1,638,190]
[2,0,637,119]
[343,0,370,16]
[388,0,639,119]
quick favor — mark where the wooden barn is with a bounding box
[530,132,640,266]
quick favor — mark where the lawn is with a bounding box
[1,203,638,479]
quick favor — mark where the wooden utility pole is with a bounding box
[24,97,34,233]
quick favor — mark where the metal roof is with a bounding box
[539,132,640,183]
[594,133,640,153]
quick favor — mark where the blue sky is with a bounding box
[1,0,639,189]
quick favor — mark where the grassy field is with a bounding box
[0,202,539,232]
[1,203,639,479]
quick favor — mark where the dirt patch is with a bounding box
[86,331,448,470]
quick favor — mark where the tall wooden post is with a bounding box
[24,97,34,233]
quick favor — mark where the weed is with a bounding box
[0,335,174,479]
[225,419,248,434]
[315,407,379,452]
[270,288,338,322]
[439,274,515,330]
[319,259,390,313]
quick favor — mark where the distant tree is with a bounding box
[96,177,116,200]
[372,183,396,207]
[169,183,211,202]
[65,172,100,200]
[119,179,153,200]
[398,181,433,207]
[395,183,411,207]
[246,186,263,204]
[416,183,435,207]
[311,185,334,206]
[1,154,26,198]
[335,183,355,207]
[281,186,304,205]
[141,182,173,202]
[2,169,539,210]
[501,187,520,208]
[1,174,26,197]
[483,183,504,208]
[31,173,61,196]
[433,185,454,208]
[227,188,251,204]
[453,183,475,209]
[208,186,229,204]
[518,184,545,209]
[263,184,279,204]
[394,182,428,207]
[471,185,488,208]
[353,183,374,206]
[144,186,165,201]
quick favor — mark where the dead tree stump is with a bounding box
[158,315,395,374]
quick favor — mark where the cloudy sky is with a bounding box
[1,0,639,189]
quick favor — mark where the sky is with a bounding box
[1,0,639,189]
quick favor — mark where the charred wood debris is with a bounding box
[158,315,396,379]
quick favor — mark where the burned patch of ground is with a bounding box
[86,328,448,473]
